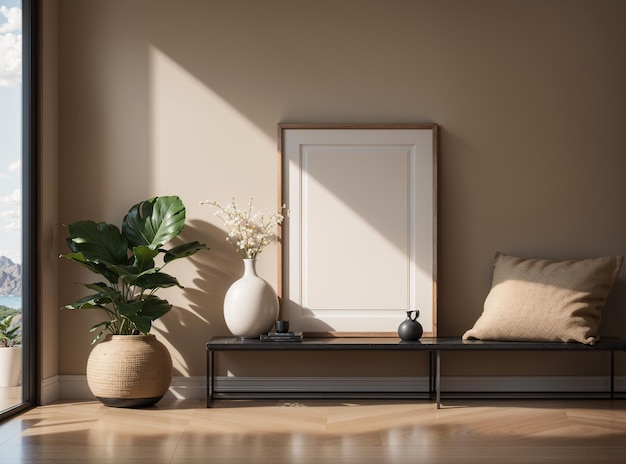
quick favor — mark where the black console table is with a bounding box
[206,336,626,408]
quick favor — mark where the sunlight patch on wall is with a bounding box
[148,47,279,375]
[148,46,275,202]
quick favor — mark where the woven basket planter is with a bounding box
[87,334,172,408]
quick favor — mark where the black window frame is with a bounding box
[0,0,39,422]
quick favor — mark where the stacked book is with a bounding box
[260,331,303,342]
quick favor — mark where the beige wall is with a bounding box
[40,0,59,395]
[46,0,626,379]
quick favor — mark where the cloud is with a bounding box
[0,6,21,33]
[0,208,20,219]
[0,159,21,179]
[0,221,20,232]
[8,159,20,172]
[0,6,21,87]
[0,188,21,206]
[0,189,21,232]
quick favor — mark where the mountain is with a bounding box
[0,256,21,296]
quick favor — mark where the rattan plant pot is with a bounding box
[86,334,172,408]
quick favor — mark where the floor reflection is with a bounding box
[0,385,22,412]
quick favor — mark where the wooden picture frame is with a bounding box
[278,123,438,337]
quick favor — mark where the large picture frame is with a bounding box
[278,123,438,336]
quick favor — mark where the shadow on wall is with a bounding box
[153,220,242,376]
[601,277,626,337]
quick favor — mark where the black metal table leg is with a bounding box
[207,349,215,407]
[428,351,434,400]
[436,350,441,409]
[611,350,615,400]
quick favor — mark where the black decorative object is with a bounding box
[398,310,423,341]
[275,320,290,333]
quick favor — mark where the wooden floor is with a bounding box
[0,386,21,412]
[1,398,626,463]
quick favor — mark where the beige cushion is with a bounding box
[463,252,623,345]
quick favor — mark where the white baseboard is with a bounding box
[58,375,93,401]
[50,375,626,403]
[442,376,621,393]
[168,376,207,399]
[40,375,60,405]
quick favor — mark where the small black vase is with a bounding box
[398,310,423,341]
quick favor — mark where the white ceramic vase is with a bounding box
[0,346,22,387]
[224,259,279,338]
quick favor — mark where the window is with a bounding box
[0,0,37,419]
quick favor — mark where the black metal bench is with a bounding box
[206,336,626,408]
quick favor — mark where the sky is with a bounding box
[0,0,22,264]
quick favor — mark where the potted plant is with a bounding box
[0,314,22,387]
[60,195,208,407]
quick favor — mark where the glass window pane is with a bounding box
[0,0,23,413]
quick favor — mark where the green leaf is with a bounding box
[89,321,112,332]
[109,264,142,286]
[83,282,120,301]
[109,247,159,286]
[122,196,186,249]
[61,286,117,310]
[65,221,129,265]
[0,315,20,346]
[164,241,209,263]
[123,296,172,335]
[140,295,172,320]
[61,301,100,311]
[89,321,112,345]
[0,315,15,331]
[126,314,152,335]
[60,251,121,284]
[117,300,143,317]
[131,245,159,272]
[135,272,181,289]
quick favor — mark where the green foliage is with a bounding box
[0,306,20,321]
[60,196,209,344]
[0,314,21,347]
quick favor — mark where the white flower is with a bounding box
[201,198,287,259]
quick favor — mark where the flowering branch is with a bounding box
[201,198,287,259]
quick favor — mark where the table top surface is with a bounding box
[206,336,626,351]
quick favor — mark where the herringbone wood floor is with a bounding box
[1,399,625,463]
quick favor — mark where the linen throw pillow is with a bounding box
[463,252,623,345]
